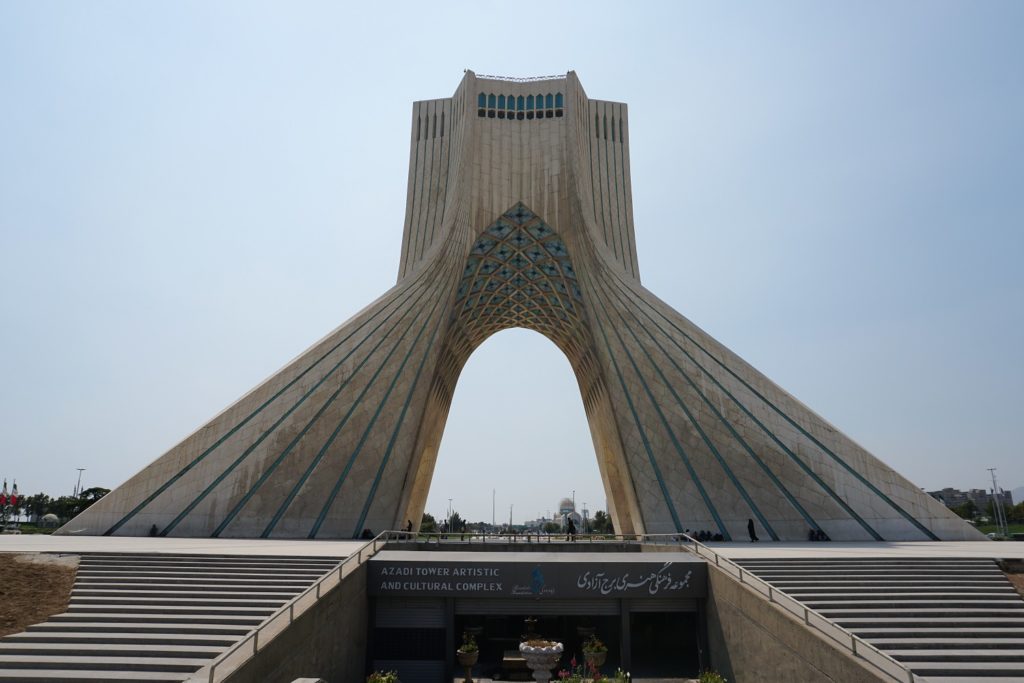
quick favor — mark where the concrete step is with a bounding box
[61,605,273,616]
[836,617,1024,627]
[735,556,1024,679]
[77,557,337,565]
[71,588,296,599]
[78,557,335,565]
[892,650,1024,662]
[788,587,1020,596]
[75,569,326,579]
[26,623,251,636]
[0,670,189,681]
[736,557,995,563]
[73,581,307,593]
[0,643,222,658]
[68,597,285,607]
[75,564,334,575]
[49,613,265,625]
[867,639,1024,650]
[1,633,240,647]
[741,568,1003,575]
[758,574,1007,581]
[851,628,1024,639]
[763,579,1009,588]
[822,609,1024,619]
[0,655,206,672]
[0,551,338,683]
[807,601,1023,610]
[906,661,1024,677]
[76,557,339,569]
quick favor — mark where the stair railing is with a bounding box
[199,530,394,683]
[656,532,922,683]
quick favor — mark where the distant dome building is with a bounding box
[557,498,580,530]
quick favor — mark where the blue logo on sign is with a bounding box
[531,565,545,595]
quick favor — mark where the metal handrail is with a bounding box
[672,533,921,683]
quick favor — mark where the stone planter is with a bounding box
[518,641,563,683]
[456,649,478,682]
[583,649,607,670]
[585,651,606,671]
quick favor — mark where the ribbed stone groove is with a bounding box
[735,557,1024,680]
[57,71,979,541]
[0,553,341,682]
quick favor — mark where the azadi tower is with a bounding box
[61,72,978,542]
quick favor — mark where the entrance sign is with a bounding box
[368,551,706,599]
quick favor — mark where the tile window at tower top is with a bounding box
[477,91,564,120]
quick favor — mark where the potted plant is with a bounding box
[457,632,479,682]
[366,672,399,683]
[519,638,564,683]
[582,634,608,669]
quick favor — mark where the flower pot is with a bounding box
[518,641,563,683]
[584,649,607,669]
[456,649,479,682]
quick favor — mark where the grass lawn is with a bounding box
[975,523,1024,536]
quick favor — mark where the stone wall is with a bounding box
[224,564,368,683]
[705,569,889,683]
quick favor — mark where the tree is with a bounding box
[542,521,561,534]
[1006,502,1024,523]
[448,511,465,533]
[420,513,438,533]
[23,493,52,522]
[591,510,614,534]
[51,496,82,521]
[951,500,978,520]
[78,487,110,513]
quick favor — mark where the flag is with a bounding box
[9,481,18,507]
[0,479,7,507]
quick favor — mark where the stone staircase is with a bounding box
[733,556,1024,682]
[0,552,343,682]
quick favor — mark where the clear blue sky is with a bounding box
[1,2,1021,525]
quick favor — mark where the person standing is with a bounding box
[567,516,577,542]
[747,518,759,542]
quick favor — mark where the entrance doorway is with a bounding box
[455,613,621,679]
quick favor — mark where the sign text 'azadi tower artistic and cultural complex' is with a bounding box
[60,72,978,543]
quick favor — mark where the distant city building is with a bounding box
[523,516,555,529]
[928,487,1013,511]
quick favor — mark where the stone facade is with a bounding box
[58,72,981,542]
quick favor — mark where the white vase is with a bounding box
[518,641,564,683]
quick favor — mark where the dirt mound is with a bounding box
[1009,573,1024,599]
[0,553,78,637]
